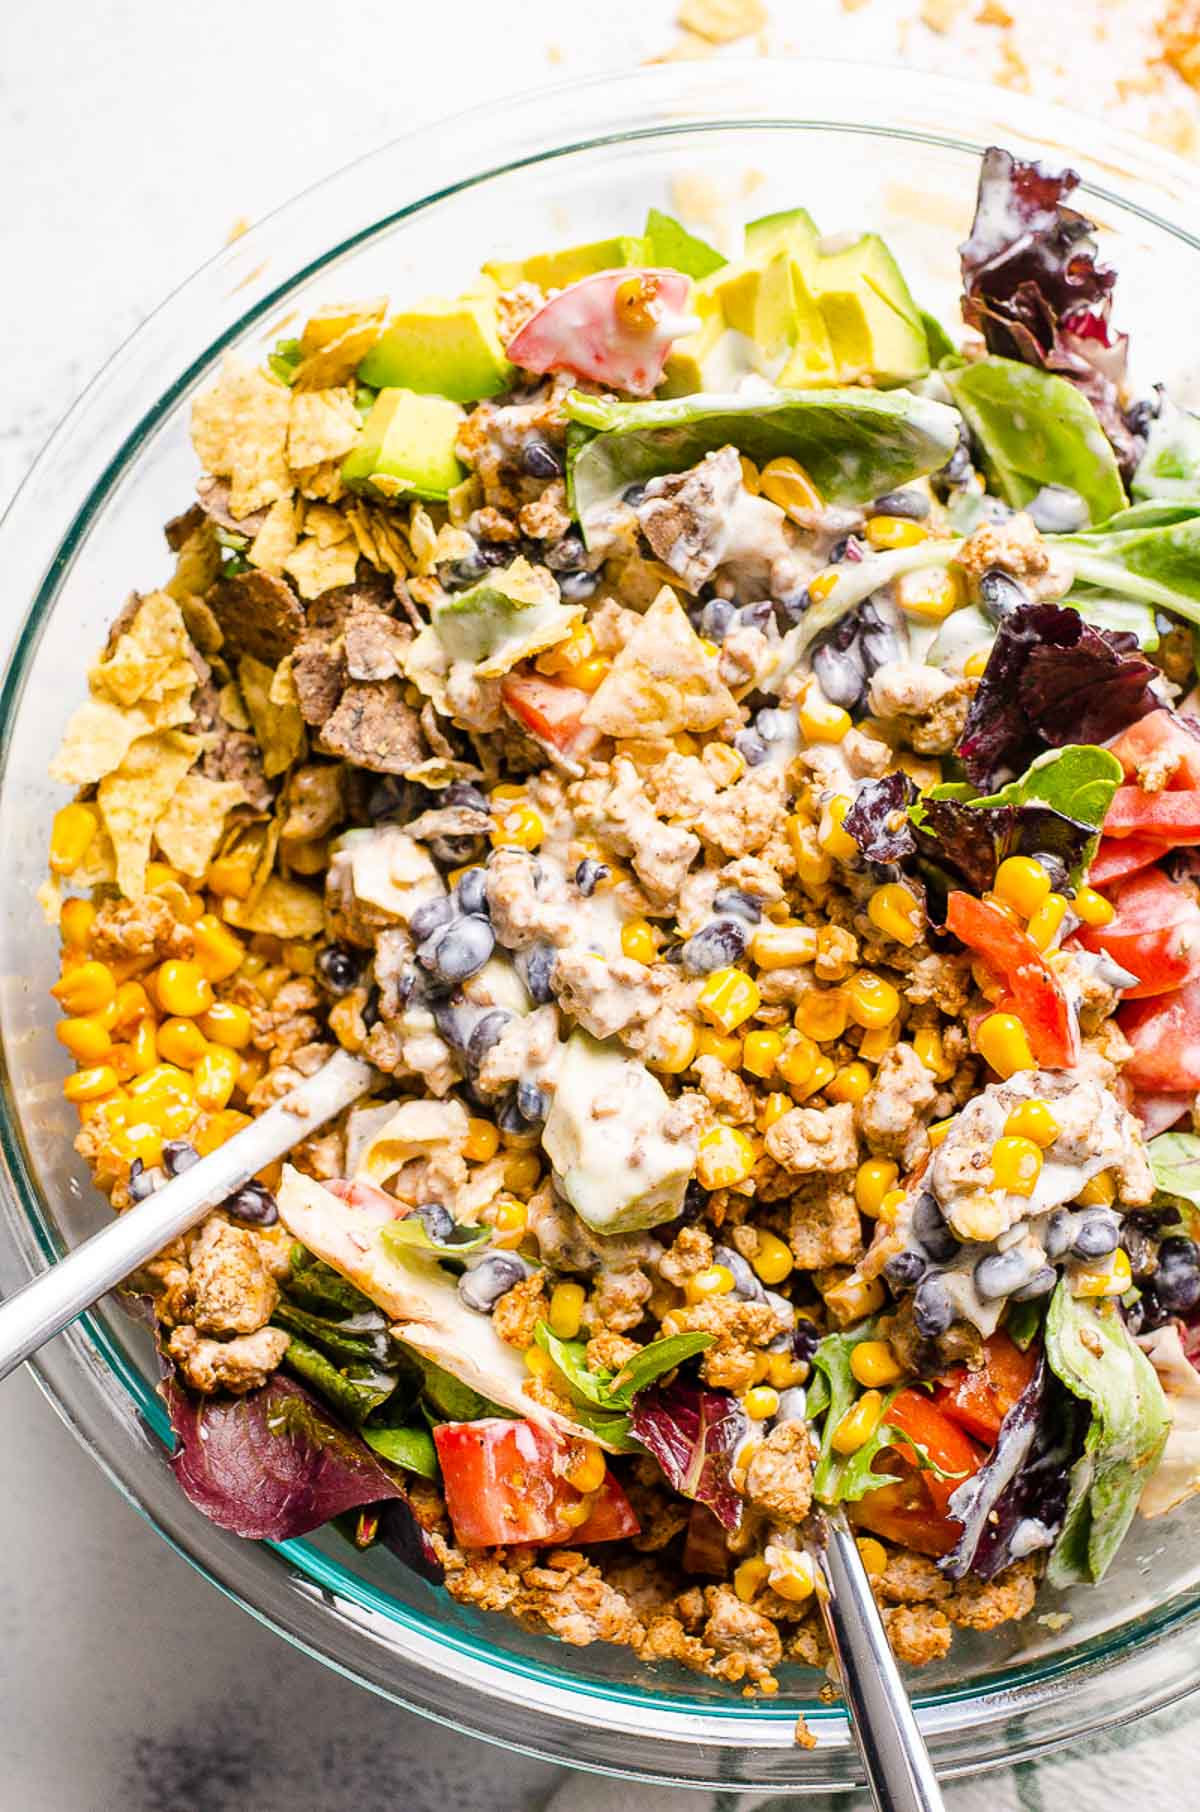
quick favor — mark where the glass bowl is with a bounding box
[3,58,1200,1795]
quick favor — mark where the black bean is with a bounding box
[316,942,365,996]
[423,915,495,983]
[734,729,768,767]
[936,423,974,489]
[884,1249,927,1291]
[366,774,411,822]
[771,587,809,631]
[679,1179,709,1225]
[699,597,739,641]
[812,639,866,710]
[444,781,490,814]
[417,1202,455,1242]
[1154,1236,1200,1314]
[622,482,647,506]
[543,531,587,574]
[738,599,775,635]
[1124,393,1161,441]
[792,1319,821,1363]
[911,1192,960,1263]
[466,1009,513,1071]
[754,707,788,744]
[713,1245,766,1303]
[828,535,865,564]
[227,1182,278,1227]
[409,895,456,945]
[361,982,383,1028]
[1043,1208,1075,1261]
[127,1158,156,1203]
[1072,1210,1121,1260]
[560,570,601,601]
[162,1140,199,1178]
[443,549,491,590]
[974,1248,1035,1301]
[521,438,562,479]
[516,1079,549,1124]
[496,1091,532,1134]
[712,889,762,924]
[572,856,608,897]
[1121,1221,1159,1280]
[433,999,473,1052]
[1011,1265,1056,1302]
[454,867,490,918]
[458,1253,532,1312]
[518,942,557,1004]
[428,832,486,867]
[1027,484,1088,534]
[680,919,748,975]
[873,488,931,521]
[978,568,1028,622]
[913,1276,953,1338]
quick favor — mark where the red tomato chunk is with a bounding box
[433,1418,639,1549]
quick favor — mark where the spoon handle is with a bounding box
[0,1050,373,1383]
[813,1508,947,1812]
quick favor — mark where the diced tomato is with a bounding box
[500,672,598,762]
[1133,1090,1192,1137]
[1090,835,1172,889]
[946,892,1079,1069]
[1103,787,1200,844]
[506,268,694,396]
[883,1389,987,1518]
[1109,708,1200,791]
[432,1419,639,1549]
[1120,974,1200,1093]
[850,1479,961,1559]
[681,1503,730,1576]
[934,1332,1037,1446]
[1077,867,1200,997]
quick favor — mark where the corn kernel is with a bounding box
[157,1017,208,1068]
[1026,892,1068,951]
[192,916,246,984]
[866,515,930,550]
[845,971,901,1030]
[795,1053,838,1101]
[56,1016,113,1063]
[620,918,658,964]
[826,1060,872,1105]
[192,1108,253,1155]
[928,1117,955,1147]
[994,855,1052,918]
[695,1028,742,1068]
[991,1134,1043,1196]
[867,883,923,949]
[818,795,860,863]
[548,1281,586,1342]
[197,1001,252,1049]
[1074,885,1115,928]
[823,1273,886,1324]
[525,1346,555,1381]
[857,1537,888,1577]
[60,897,97,949]
[1004,1099,1059,1147]
[1071,1246,1132,1299]
[798,682,851,744]
[795,988,848,1043]
[964,647,991,678]
[977,1012,1034,1080]
[744,1386,781,1421]
[777,1033,820,1090]
[281,940,317,977]
[52,959,118,1017]
[206,851,258,900]
[696,1127,758,1191]
[63,1063,120,1103]
[49,803,99,876]
[894,564,962,621]
[758,1091,793,1131]
[759,456,823,518]
[767,1352,808,1390]
[505,1151,542,1195]
[491,1196,529,1248]
[832,1389,886,1453]
[491,803,544,850]
[697,968,761,1034]
[750,924,819,970]
[650,1017,700,1075]
[127,1062,194,1103]
[749,1229,794,1286]
[255,965,291,1005]
[858,1023,900,1062]
[194,1046,241,1111]
[236,1052,267,1098]
[742,1029,784,1080]
[768,1549,817,1603]
[685,1263,737,1304]
[807,569,840,605]
[909,1028,950,1084]
[537,622,596,678]
[749,1352,772,1384]
[734,1557,768,1602]
[851,1340,905,1388]
[856,1158,899,1218]
[464,1116,501,1163]
[739,456,761,495]
[565,1443,607,1493]
[155,960,214,1019]
[792,844,833,890]
[1076,1168,1116,1208]
[878,1189,907,1228]
[127,1016,158,1074]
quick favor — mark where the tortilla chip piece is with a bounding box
[676,0,766,42]
[207,569,305,665]
[238,655,307,778]
[291,300,388,391]
[97,731,200,897]
[178,594,225,658]
[288,389,361,471]
[190,357,292,519]
[217,682,252,731]
[154,773,246,877]
[223,874,325,938]
[89,591,197,709]
[284,534,361,601]
[583,586,741,738]
[248,496,300,577]
[50,687,196,788]
[163,510,223,603]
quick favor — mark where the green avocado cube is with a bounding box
[808,233,929,388]
[701,250,837,386]
[643,208,726,279]
[357,293,513,404]
[341,388,465,502]
[482,235,648,292]
[743,205,821,261]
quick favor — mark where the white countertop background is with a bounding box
[2,2,1199,1806]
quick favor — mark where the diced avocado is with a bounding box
[542,1032,694,1234]
[658,307,729,397]
[744,206,821,261]
[482,236,647,292]
[808,233,929,388]
[357,294,513,404]
[672,250,837,387]
[643,208,726,279]
[431,556,580,675]
[341,388,465,502]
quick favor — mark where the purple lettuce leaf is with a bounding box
[163,1369,441,1577]
[956,602,1158,789]
[961,147,1143,478]
[629,1380,746,1532]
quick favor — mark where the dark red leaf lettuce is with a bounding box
[956,602,1158,789]
[163,1370,442,1578]
[629,1380,746,1532]
[961,147,1143,478]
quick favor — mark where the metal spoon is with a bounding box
[810,1506,947,1812]
[0,1049,374,1382]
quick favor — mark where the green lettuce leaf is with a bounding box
[276,1330,397,1425]
[1132,397,1200,502]
[1050,512,1200,629]
[531,1322,713,1449]
[379,1217,491,1262]
[643,208,726,279]
[362,1423,440,1478]
[1147,1132,1200,1232]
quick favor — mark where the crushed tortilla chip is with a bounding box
[288,389,361,471]
[248,496,300,577]
[73,825,117,887]
[50,687,196,788]
[97,731,200,897]
[89,591,197,710]
[191,357,291,519]
[222,874,325,938]
[676,0,767,43]
[293,460,347,503]
[178,594,225,657]
[284,533,361,600]
[291,300,388,391]
[238,655,307,778]
[217,682,252,731]
[583,587,741,739]
[164,516,222,603]
[154,773,246,877]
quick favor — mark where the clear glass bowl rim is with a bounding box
[3,57,1200,1793]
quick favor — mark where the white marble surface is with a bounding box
[2,3,1199,1808]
